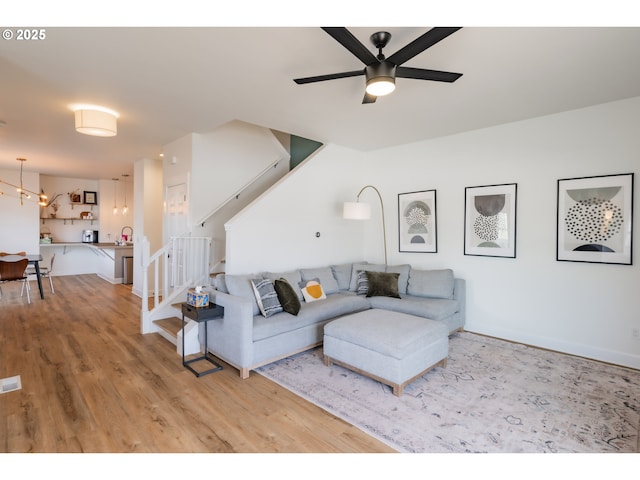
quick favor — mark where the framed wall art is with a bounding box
[398,189,437,253]
[557,173,633,265]
[83,190,97,205]
[464,183,517,258]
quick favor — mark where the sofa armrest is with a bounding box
[206,291,255,369]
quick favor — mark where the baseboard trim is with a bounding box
[464,323,640,371]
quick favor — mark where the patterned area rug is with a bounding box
[256,332,640,453]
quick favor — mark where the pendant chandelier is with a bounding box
[0,158,47,206]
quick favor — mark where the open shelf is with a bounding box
[40,217,98,225]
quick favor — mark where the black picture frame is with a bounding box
[398,189,437,253]
[83,191,98,205]
[464,183,517,258]
[557,173,633,265]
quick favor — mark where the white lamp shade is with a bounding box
[75,109,117,137]
[343,201,371,220]
[365,78,396,96]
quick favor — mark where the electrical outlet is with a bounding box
[633,328,640,339]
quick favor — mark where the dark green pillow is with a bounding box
[365,271,401,298]
[274,278,302,315]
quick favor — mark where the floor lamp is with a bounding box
[343,185,387,265]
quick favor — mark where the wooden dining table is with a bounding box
[0,254,44,299]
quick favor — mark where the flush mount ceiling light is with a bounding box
[72,104,118,137]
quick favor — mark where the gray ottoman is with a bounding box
[323,309,448,396]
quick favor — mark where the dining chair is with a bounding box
[0,258,30,304]
[0,251,26,256]
[24,253,56,294]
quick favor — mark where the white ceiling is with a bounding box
[1,26,640,180]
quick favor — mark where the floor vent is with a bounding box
[0,375,22,394]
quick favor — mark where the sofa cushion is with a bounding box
[300,267,339,294]
[213,274,228,293]
[299,279,327,303]
[263,270,304,302]
[349,263,385,291]
[330,263,353,291]
[251,278,283,318]
[225,274,262,316]
[273,278,301,316]
[407,269,455,299]
[368,294,459,321]
[385,264,411,294]
[252,293,370,342]
[366,271,401,298]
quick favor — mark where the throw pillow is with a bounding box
[355,270,370,295]
[365,271,401,298]
[298,279,327,303]
[349,263,385,291]
[263,270,304,302]
[273,278,301,316]
[407,268,455,299]
[250,278,283,318]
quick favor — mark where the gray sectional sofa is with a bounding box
[207,262,465,379]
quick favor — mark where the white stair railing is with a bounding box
[140,236,211,334]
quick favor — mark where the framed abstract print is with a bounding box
[557,173,633,265]
[464,183,517,258]
[398,189,437,253]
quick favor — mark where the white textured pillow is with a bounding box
[298,279,327,303]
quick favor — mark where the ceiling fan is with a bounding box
[294,27,463,104]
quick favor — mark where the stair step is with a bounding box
[153,317,184,337]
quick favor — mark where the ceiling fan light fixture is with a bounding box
[72,105,118,137]
[365,62,396,97]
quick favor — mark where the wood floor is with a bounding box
[0,274,395,453]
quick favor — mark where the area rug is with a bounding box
[256,331,640,453]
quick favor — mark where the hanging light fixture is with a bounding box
[71,104,118,137]
[112,178,119,215]
[121,174,129,216]
[0,158,47,206]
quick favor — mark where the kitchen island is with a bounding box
[40,242,134,284]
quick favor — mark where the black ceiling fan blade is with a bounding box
[294,70,364,85]
[362,92,377,104]
[386,27,462,66]
[396,66,463,83]
[322,27,378,65]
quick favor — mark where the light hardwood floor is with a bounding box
[0,274,395,453]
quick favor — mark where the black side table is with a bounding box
[181,302,224,377]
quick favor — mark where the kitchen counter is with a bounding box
[42,242,133,249]
[41,242,134,283]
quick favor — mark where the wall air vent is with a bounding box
[0,375,22,394]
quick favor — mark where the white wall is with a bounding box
[222,97,640,369]
[0,168,39,254]
[365,96,640,368]
[191,120,290,226]
[225,143,369,274]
